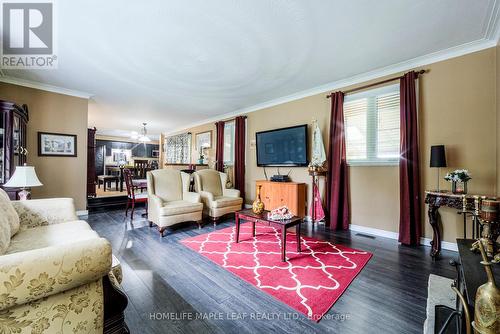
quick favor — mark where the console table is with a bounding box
[424,191,474,258]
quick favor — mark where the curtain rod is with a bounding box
[215,115,247,124]
[326,69,426,98]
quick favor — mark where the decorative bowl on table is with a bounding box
[267,206,294,221]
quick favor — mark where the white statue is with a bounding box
[309,120,326,171]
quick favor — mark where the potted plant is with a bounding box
[444,169,471,194]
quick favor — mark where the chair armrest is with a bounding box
[198,191,214,201]
[11,198,78,230]
[183,192,201,203]
[148,194,164,208]
[198,191,214,207]
[0,238,111,311]
[223,188,241,198]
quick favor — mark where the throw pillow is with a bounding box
[0,214,11,254]
[0,188,20,236]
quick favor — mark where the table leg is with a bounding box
[428,204,441,258]
[235,213,240,243]
[281,226,287,262]
[252,222,256,237]
[463,213,466,239]
[472,217,476,239]
[296,223,301,253]
[120,169,124,192]
[312,178,316,224]
[476,217,480,239]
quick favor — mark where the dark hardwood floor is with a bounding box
[84,208,457,334]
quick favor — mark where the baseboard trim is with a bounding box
[76,210,89,216]
[349,224,458,252]
[350,224,400,240]
[420,237,458,252]
[244,204,252,209]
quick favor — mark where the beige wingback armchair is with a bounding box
[0,188,128,334]
[147,169,203,236]
[193,169,243,223]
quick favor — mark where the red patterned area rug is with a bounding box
[181,223,372,321]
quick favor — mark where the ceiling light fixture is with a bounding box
[138,123,151,143]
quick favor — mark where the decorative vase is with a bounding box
[252,185,265,214]
[452,181,468,194]
[472,241,500,334]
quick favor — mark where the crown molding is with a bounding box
[165,37,498,136]
[0,75,93,99]
[485,0,500,43]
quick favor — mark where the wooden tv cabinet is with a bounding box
[255,180,306,218]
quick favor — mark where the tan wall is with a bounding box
[349,166,400,232]
[420,48,497,241]
[165,47,499,243]
[497,44,500,197]
[0,83,88,211]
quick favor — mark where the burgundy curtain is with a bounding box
[215,121,225,172]
[398,71,421,246]
[234,116,246,201]
[326,92,349,230]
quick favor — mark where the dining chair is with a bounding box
[134,159,149,179]
[124,168,147,218]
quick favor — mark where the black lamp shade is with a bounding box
[430,145,447,167]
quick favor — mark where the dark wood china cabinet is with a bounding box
[0,100,29,200]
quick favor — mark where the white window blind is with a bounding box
[344,84,400,165]
[223,121,235,165]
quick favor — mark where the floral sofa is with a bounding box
[0,188,127,334]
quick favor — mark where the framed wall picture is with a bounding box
[38,132,77,157]
[195,131,212,151]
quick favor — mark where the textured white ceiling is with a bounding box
[2,0,499,138]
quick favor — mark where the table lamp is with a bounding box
[4,164,43,200]
[430,145,447,192]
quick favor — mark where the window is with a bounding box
[165,132,191,164]
[223,121,235,165]
[343,84,400,165]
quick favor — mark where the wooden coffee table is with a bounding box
[235,209,303,262]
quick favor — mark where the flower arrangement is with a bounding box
[444,169,472,183]
[198,152,204,164]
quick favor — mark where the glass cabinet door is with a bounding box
[0,112,4,184]
[12,114,20,168]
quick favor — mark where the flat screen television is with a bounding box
[256,125,308,167]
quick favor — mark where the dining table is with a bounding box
[105,166,152,192]
[132,179,147,190]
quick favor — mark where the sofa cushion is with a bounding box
[159,200,203,216]
[213,196,243,208]
[0,188,20,236]
[198,170,223,196]
[0,214,11,254]
[6,220,99,254]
